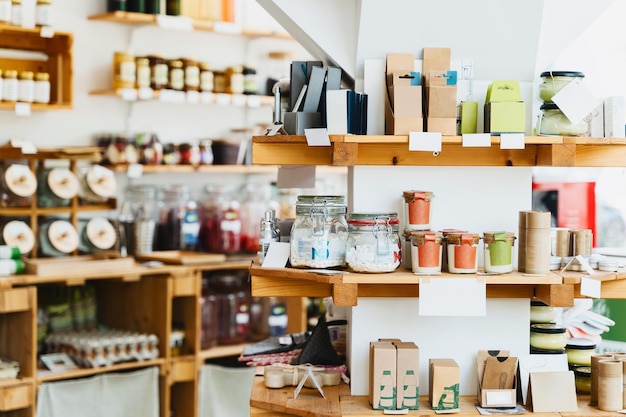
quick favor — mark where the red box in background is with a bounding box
[532,181,596,247]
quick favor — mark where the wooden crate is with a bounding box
[0,24,73,109]
[0,381,34,412]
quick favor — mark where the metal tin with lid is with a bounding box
[1,164,37,207]
[290,195,348,269]
[345,212,401,273]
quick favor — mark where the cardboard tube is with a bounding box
[591,353,614,405]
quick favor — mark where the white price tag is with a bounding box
[14,102,31,117]
[231,94,246,107]
[39,25,54,38]
[213,21,242,34]
[120,88,138,101]
[137,87,154,101]
[200,92,214,104]
[409,132,442,152]
[462,133,491,147]
[500,133,525,149]
[580,276,601,298]
[156,15,193,31]
[215,93,230,106]
[186,90,200,104]
[126,163,143,179]
[159,89,176,102]
[247,95,261,108]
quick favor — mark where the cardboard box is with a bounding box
[484,102,525,134]
[385,53,423,135]
[426,85,457,118]
[477,350,517,408]
[426,117,456,135]
[422,47,451,80]
[369,341,397,410]
[396,342,420,410]
[485,80,523,102]
[429,358,460,412]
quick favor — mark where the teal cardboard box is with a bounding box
[484,102,526,134]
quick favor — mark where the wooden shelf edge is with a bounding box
[0,102,72,111]
[89,89,273,106]
[199,343,247,360]
[36,359,165,383]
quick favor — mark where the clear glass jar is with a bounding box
[226,65,244,94]
[208,270,250,345]
[10,0,21,26]
[239,184,276,254]
[113,51,136,91]
[402,190,433,231]
[538,103,587,136]
[0,163,37,207]
[135,57,151,89]
[37,167,79,207]
[0,219,35,255]
[290,195,348,269]
[148,55,168,91]
[538,71,585,103]
[345,212,401,273]
[38,218,79,257]
[530,323,568,351]
[446,232,480,273]
[78,217,117,254]
[154,184,199,251]
[198,185,241,254]
[182,58,199,92]
[168,59,184,91]
[77,164,117,203]
[409,231,443,274]
[565,338,597,367]
[483,231,515,273]
[118,184,159,256]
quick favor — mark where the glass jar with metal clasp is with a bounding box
[289,195,348,269]
[345,212,401,273]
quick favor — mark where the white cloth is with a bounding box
[198,364,256,417]
[36,367,159,417]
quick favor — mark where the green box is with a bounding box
[485,80,523,102]
[484,101,526,134]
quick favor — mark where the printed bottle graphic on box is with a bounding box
[379,370,396,409]
[402,369,419,409]
[437,383,459,410]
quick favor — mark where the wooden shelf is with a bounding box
[251,135,626,168]
[37,359,164,383]
[249,265,573,307]
[198,343,248,360]
[108,164,347,175]
[88,11,292,39]
[89,89,274,107]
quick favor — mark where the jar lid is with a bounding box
[47,220,79,254]
[540,103,561,111]
[85,217,117,250]
[296,195,346,205]
[4,164,37,197]
[85,165,116,198]
[348,213,399,225]
[530,346,566,354]
[410,231,443,245]
[530,299,549,307]
[483,231,516,244]
[440,228,468,236]
[573,366,591,377]
[530,323,567,334]
[540,71,585,78]
[2,220,35,254]
[446,233,480,245]
[402,190,433,202]
[47,167,79,199]
[565,337,597,350]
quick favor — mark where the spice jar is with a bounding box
[198,185,242,254]
[77,164,117,203]
[34,72,50,104]
[0,219,35,255]
[0,0,10,23]
[38,218,79,257]
[135,57,151,90]
[290,195,348,269]
[409,231,443,274]
[226,66,244,94]
[167,59,184,91]
[446,232,480,273]
[17,71,34,103]
[565,338,597,367]
[148,55,168,91]
[37,167,79,207]
[35,0,52,27]
[3,69,18,102]
[538,71,585,103]
[213,70,226,93]
[0,164,37,207]
[243,65,258,95]
[345,213,401,273]
[178,142,201,166]
[529,323,568,351]
[182,58,199,92]
[10,0,20,26]
[538,103,587,136]
[113,51,136,91]
[199,62,214,93]
[78,217,117,254]
[483,231,515,273]
[402,191,433,231]
[162,143,179,165]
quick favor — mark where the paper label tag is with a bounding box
[39,25,54,38]
[14,102,31,117]
[409,132,442,152]
[247,95,261,108]
[156,15,193,30]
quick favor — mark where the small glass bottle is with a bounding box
[345,212,401,273]
[35,0,52,27]
[17,70,34,103]
[258,209,279,264]
[168,59,184,91]
[199,62,214,93]
[290,195,348,269]
[34,72,50,104]
[0,0,10,24]
[3,70,18,102]
[10,0,21,26]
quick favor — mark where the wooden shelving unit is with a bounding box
[251,135,626,167]
[88,89,275,107]
[87,11,293,39]
[0,24,73,110]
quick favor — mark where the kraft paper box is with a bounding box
[476,350,517,408]
[395,342,420,410]
[422,47,451,80]
[385,53,423,135]
[429,358,460,412]
[426,117,456,135]
[369,341,397,410]
[484,102,525,134]
[426,85,457,118]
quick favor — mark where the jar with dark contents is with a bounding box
[182,58,199,92]
[208,270,250,345]
[213,70,226,93]
[105,134,138,165]
[154,184,199,251]
[200,275,218,349]
[148,55,168,91]
[135,133,163,165]
[162,143,180,165]
[178,142,201,166]
[167,59,185,91]
[198,185,241,254]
